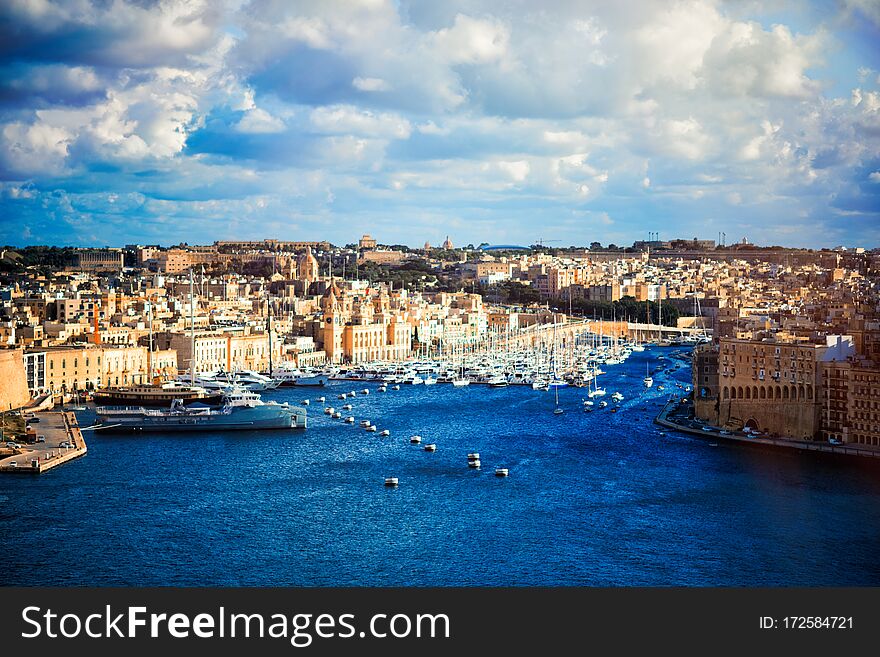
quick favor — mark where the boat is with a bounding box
[360,420,371,427]
[332,411,341,418]
[611,392,624,402]
[317,396,326,402]
[92,381,223,407]
[384,476,398,487]
[451,378,470,387]
[290,374,327,387]
[553,385,563,414]
[391,385,401,391]
[345,416,355,423]
[467,452,480,460]
[488,376,508,387]
[379,429,390,436]
[324,407,334,415]
[366,425,377,432]
[95,389,307,432]
[410,435,422,444]
[495,467,509,477]
[342,404,353,410]
[424,444,437,452]
[338,394,348,400]
[302,399,310,405]
[378,386,387,392]
[599,401,608,408]
[361,389,370,395]
[423,377,437,386]
[468,459,481,468]
[643,361,653,388]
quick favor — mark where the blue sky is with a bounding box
[0,0,878,249]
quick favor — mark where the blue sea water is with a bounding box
[2,347,879,587]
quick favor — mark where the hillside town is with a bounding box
[1,235,878,451]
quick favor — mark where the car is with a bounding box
[27,416,40,423]
[59,442,72,449]
[5,442,19,449]
[7,462,16,469]
[701,426,715,432]
[36,435,45,443]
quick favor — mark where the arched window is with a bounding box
[746,387,751,399]
[759,387,766,399]
[723,387,729,399]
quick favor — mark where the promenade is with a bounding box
[0,411,87,474]
[655,397,880,461]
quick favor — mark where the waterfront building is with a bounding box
[695,335,856,440]
[320,281,412,364]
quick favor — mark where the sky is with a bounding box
[0,0,879,249]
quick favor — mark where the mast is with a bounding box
[147,297,153,382]
[190,268,195,386]
[267,295,273,376]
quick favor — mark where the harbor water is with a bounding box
[2,347,879,586]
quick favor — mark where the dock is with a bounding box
[655,397,880,461]
[0,411,87,474]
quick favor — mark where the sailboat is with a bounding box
[553,385,564,414]
[643,360,653,388]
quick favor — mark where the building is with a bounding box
[358,234,378,251]
[71,248,125,272]
[24,351,46,395]
[43,346,104,393]
[695,335,855,441]
[821,359,880,448]
[442,236,454,250]
[0,349,31,409]
[359,250,406,266]
[320,282,412,364]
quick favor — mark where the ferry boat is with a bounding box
[92,382,223,407]
[94,389,307,432]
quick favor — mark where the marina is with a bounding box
[2,346,879,586]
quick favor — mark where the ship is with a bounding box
[94,389,307,432]
[92,381,224,407]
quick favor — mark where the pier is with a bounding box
[0,411,88,474]
[655,397,880,461]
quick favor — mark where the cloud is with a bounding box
[352,76,390,92]
[0,0,877,249]
[235,107,285,133]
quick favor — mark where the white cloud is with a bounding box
[352,77,390,92]
[310,105,411,139]
[432,14,509,65]
[869,171,880,183]
[497,160,530,182]
[235,108,285,133]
